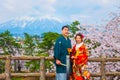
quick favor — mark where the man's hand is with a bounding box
[56,59,61,65]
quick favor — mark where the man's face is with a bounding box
[62,27,69,37]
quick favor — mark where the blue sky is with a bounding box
[0,0,120,25]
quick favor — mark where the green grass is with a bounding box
[12,77,21,80]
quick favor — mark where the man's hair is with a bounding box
[62,25,69,30]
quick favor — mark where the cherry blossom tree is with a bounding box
[69,10,120,79]
[83,11,120,80]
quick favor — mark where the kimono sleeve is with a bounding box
[54,39,61,60]
[84,45,89,56]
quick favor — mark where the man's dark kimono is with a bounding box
[54,35,71,73]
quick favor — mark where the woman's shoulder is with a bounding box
[80,43,87,48]
[82,42,87,46]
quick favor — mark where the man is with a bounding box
[54,25,71,80]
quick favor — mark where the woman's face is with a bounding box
[75,36,82,44]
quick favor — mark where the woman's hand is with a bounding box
[71,56,77,59]
[71,56,75,59]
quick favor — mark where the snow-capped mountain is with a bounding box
[0,16,69,37]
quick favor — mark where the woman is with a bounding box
[71,33,90,80]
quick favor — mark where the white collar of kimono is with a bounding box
[76,42,83,50]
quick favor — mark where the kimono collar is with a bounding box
[76,42,83,50]
[62,35,68,40]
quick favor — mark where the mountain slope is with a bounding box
[0,16,69,37]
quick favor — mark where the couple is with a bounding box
[54,26,90,80]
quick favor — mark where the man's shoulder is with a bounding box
[67,37,71,40]
[57,35,63,40]
[55,36,62,42]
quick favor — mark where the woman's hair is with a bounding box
[74,33,84,40]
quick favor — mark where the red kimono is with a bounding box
[71,42,90,80]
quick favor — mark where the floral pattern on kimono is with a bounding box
[71,42,90,80]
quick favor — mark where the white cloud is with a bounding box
[34,0,56,13]
[0,0,56,23]
[69,14,94,24]
[70,14,91,20]
[15,16,36,21]
[40,15,63,22]
[0,0,119,24]
[101,0,111,4]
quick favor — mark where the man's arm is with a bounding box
[54,39,61,65]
